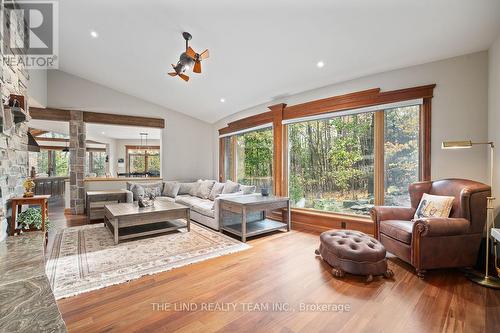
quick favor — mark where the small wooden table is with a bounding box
[104,201,190,244]
[219,195,290,242]
[10,195,50,236]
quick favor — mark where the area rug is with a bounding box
[46,222,250,299]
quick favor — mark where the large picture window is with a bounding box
[219,85,434,225]
[288,113,375,215]
[221,127,273,192]
[288,105,421,216]
[126,146,161,177]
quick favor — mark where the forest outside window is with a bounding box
[126,146,161,177]
[221,126,273,192]
[287,103,421,216]
[86,150,107,177]
[35,149,69,177]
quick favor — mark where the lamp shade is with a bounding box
[441,140,472,149]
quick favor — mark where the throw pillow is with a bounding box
[130,184,145,201]
[209,182,225,201]
[162,181,181,198]
[240,184,256,195]
[142,182,163,198]
[197,180,216,199]
[189,179,203,196]
[222,180,240,194]
[178,182,196,195]
[414,193,454,220]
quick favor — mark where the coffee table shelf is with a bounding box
[222,219,287,238]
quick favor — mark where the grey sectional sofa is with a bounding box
[125,179,258,230]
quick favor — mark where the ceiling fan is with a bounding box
[168,32,209,82]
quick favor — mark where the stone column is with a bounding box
[69,111,86,215]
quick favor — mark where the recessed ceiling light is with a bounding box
[316,61,325,68]
[220,98,226,103]
[101,131,105,135]
[90,30,99,38]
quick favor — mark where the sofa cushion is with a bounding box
[209,182,225,201]
[379,220,414,245]
[129,184,145,201]
[197,180,216,199]
[178,182,196,195]
[191,199,215,218]
[175,195,206,208]
[189,180,202,196]
[240,184,256,194]
[129,182,163,200]
[156,196,175,203]
[162,181,180,198]
[222,180,240,194]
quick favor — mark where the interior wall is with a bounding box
[47,70,213,181]
[489,35,500,222]
[27,69,47,108]
[213,51,490,186]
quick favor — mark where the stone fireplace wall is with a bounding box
[0,0,30,241]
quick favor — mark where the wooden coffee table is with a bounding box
[104,201,190,244]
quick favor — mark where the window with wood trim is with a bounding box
[35,149,69,177]
[86,150,107,177]
[287,104,420,216]
[125,146,160,176]
[220,127,273,192]
[219,85,434,227]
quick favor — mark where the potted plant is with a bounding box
[16,207,51,231]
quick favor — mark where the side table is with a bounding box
[10,195,51,236]
[219,195,290,242]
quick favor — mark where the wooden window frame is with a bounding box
[125,145,160,174]
[218,84,435,233]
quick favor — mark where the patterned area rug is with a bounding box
[46,222,249,299]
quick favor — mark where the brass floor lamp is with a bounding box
[442,140,500,288]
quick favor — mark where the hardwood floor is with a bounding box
[46,202,500,333]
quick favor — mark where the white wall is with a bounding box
[28,69,47,107]
[489,35,500,221]
[213,51,490,185]
[47,70,213,181]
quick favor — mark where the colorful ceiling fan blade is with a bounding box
[199,49,209,60]
[186,47,196,59]
[179,73,190,82]
[168,72,177,76]
[193,60,202,73]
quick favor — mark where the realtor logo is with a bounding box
[1,0,59,69]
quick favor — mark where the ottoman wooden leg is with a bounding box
[384,269,394,279]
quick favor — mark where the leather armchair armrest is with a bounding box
[413,217,470,237]
[371,206,416,239]
[371,206,416,223]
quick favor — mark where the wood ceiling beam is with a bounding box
[29,107,165,129]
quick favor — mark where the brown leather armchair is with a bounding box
[371,179,490,278]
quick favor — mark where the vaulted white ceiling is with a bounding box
[58,0,500,123]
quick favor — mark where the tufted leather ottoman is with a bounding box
[315,229,393,282]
